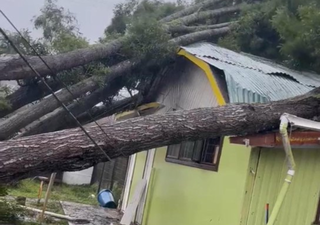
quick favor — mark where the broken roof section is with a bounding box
[181,42,320,103]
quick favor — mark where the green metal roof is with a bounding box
[181,43,320,103]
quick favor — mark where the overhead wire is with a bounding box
[0,10,119,146]
[0,28,113,162]
[0,9,139,192]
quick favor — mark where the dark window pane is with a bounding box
[167,144,180,158]
[202,139,220,164]
[192,140,204,162]
[180,141,195,160]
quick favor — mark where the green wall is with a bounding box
[247,147,320,225]
[128,151,147,202]
[138,138,251,225]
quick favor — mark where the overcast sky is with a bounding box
[0,0,131,43]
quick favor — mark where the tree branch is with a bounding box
[160,0,223,23]
[168,5,241,26]
[169,22,232,34]
[0,79,62,118]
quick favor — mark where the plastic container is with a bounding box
[97,189,117,208]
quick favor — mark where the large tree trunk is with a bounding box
[1,87,320,182]
[0,60,134,140]
[0,79,62,118]
[0,78,97,140]
[17,81,124,137]
[0,39,123,80]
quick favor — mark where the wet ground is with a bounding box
[60,201,122,225]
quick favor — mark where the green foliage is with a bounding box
[0,85,12,111]
[102,0,184,40]
[33,0,89,54]
[0,29,48,55]
[271,2,320,71]
[9,179,97,205]
[218,2,282,60]
[99,0,183,91]
[0,185,25,224]
[218,0,320,73]
[51,32,88,53]
[122,16,175,66]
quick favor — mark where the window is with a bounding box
[165,138,222,171]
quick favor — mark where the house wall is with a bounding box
[246,147,320,225]
[128,58,252,225]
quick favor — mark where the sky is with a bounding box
[0,0,129,44]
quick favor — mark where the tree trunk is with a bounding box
[171,27,230,45]
[0,60,134,140]
[1,87,320,182]
[17,81,124,137]
[169,5,241,26]
[0,78,98,140]
[0,39,124,80]
[169,22,232,34]
[0,79,62,118]
[160,0,223,23]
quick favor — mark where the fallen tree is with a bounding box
[1,87,320,182]
[0,3,237,80]
[0,28,229,140]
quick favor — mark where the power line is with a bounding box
[0,10,117,146]
[0,28,112,162]
[0,9,132,193]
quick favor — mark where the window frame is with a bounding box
[165,137,223,172]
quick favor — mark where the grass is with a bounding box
[8,179,98,205]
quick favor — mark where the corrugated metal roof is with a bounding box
[181,43,320,103]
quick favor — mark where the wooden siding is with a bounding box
[156,58,220,113]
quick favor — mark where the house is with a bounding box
[120,42,320,225]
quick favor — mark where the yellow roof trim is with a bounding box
[177,49,226,106]
[115,102,164,121]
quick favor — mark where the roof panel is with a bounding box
[181,43,320,103]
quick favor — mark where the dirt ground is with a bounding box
[60,201,122,225]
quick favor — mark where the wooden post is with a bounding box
[39,173,56,222]
[37,181,44,204]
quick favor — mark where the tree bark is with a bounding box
[0,39,124,80]
[171,27,230,45]
[17,81,124,137]
[0,79,62,118]
[169,5,241,26]
[160,0,223,23]
[0,60,135,140]
[169,22,232,34]
[1,87,320,182]
[0,78,98,140]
